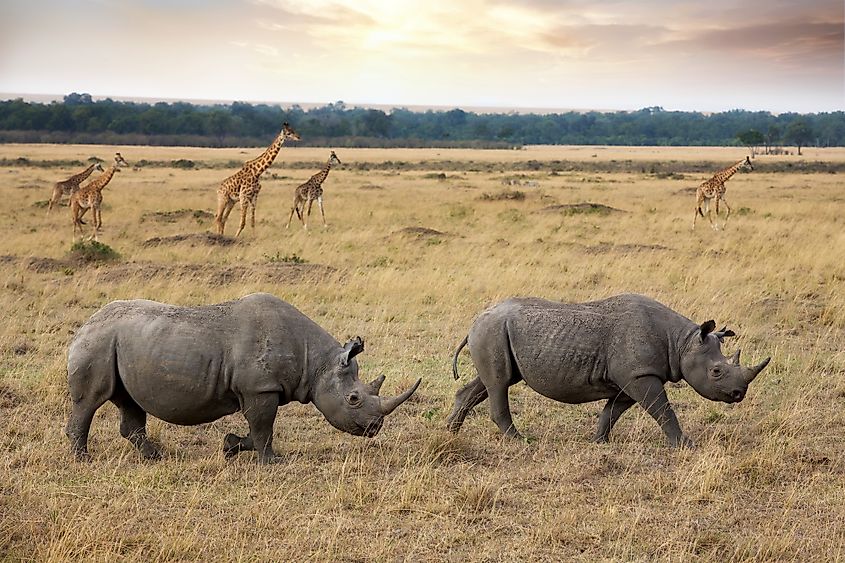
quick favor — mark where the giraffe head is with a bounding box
[95,163,105,172]
[741,155,753,171]
[328,150,341,166]
[282,122,300,142]
[113,152,129,171]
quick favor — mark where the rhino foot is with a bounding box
[138,441,162,460]
[223,433,246,458]
[73,449,92,462]
[670,435,695,449]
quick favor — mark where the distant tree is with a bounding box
[784,119,813,155]
[764,125,781,154]
[64,92,93,105]
[736,129,764,156]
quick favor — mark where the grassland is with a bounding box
[1,143,843,561]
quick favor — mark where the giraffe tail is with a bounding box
[452,335,469,380]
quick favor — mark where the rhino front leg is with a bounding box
[622,376,693,448]
[593,393,636,443]
[446,376,489,432]
[241,393,280,464]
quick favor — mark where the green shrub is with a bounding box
[69,240,120,263]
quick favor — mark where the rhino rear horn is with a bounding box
[699,320,716,341]
[730,349,741,365]
[341,337,365,367]
[368,375,386,395]
[379,378,422,416]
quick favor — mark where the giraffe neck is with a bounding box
[243,128,289,178]
[315,161,333,185]
[88,166,117,192]
[70,164,98,183]
[711,159,746,184]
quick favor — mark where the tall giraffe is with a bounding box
[286,151,342,230]
[693,156,753,231]
[48,162,105,215]
[70,153,129,241]
[214,122,300,236]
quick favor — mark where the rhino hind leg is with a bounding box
[111,389,161,460]
[66,400,106,461]
[66,356,115,461]
[593,393,636,443]
[467,334,524,440]
[446,376,489,432]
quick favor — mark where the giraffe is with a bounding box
[693,156,753,231]
[70,152,129,241]
[286,151,342,230]
[48,162,105,215]
[214,122,300,236]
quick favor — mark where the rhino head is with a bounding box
[681,320,770,403]
[311,337,421,437]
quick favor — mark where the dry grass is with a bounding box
[1,143,844,561]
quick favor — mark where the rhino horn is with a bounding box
[379,378,422,416]
[744,357,771,384]
[730,348,741,365]
[368,374,386,395]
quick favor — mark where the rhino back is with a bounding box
[470,295,695,402]
[72,294,338,425]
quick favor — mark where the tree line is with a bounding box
[0,93,842,149]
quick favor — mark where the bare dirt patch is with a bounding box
[0,383,22,409]
[142,232,238,247]
[582,243,671,254]
[141,209,215,223]
[479,190,526,201]
[539,202,625,215]
[393,226,449,239]
[93,261,336,286]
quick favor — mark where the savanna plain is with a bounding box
[0,143,844,561]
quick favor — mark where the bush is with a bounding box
[68,240,120,263]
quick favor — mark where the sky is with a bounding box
[1,0,843,113]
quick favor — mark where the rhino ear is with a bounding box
[340,336,365,367]
[699,320,716,341]
[714,325,736,342]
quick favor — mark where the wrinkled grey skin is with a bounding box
[448,294,770,447]
[66,293,421,463]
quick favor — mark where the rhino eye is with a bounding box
[346,392,361,406]
[711,366,724,379]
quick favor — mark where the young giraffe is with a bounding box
[215,122,300,236]
[47,162,104,215]
[286,151,342,230]
[70,153,129,241]
[693,156,753,231]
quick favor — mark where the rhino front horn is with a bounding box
[379,378,422,416]
[744,357,771,384]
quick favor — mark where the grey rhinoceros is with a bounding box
[66,293,421,463]
[448,294,770,447]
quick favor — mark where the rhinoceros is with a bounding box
[66,293,421,463]
[448,294,770,447]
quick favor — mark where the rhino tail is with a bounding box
[452,335,469,380]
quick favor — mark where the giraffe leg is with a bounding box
[318,196,327,227]
[693,194,703,230]
[287,194,303,230]
[235,197,249,237]
[721,197,732,229]
[304,199,314,230]
[47,186,62,215]
[214,192,231,235]
[249,195,257,230]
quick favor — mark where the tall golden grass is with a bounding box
[1,144,843,561]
